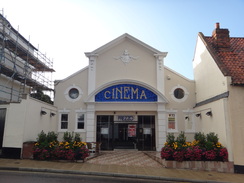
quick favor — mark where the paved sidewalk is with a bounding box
[0,151,244,183]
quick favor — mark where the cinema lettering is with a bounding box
[95,84,157,102]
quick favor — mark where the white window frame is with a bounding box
[75,109,86,132]
[170,84,189,103]
[58,109,70,132]
[64,84,83,102]
[166,110,178,132]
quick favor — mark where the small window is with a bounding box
[69,88,79,99]
[77,113,85,129]
[168,114,176,129]
[174,88,185,99]
[61,114,68,129]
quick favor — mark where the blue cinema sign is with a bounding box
[95,84,157,102]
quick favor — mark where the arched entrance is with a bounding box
[85,80,168,151]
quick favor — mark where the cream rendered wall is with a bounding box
[164,67,196,140]
[2,95,57,148]
[228,86,244,165]
[96,39,157,89]
[54,67,88,141]
[2,103,26,148]
[22,97,57,142]
[54,67,88,109]
[194,100,228,145]
[193,36,228,103]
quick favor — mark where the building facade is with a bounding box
[1,12,244,173]
[193,23,244,173]
[54,33,196,151]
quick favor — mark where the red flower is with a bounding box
[219,148,228,161]
[185,146,202,161]
[161,145,174,160]
[173,150,185,162]
[204,150,217,160]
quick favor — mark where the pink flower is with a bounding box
[204,150,217,160]
[219,148,228,161]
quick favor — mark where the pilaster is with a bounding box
[85,53,98,95]
[86,104,96,142]
[157,103,167,151]
[154,53,167,95]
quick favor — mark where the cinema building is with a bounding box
[1,13,244,173]
[54,33,196,151]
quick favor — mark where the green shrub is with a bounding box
[194,132,206,148]
[37,130,47,144]
[176,131,186,145]
[47,131,58,143]
[166,133,175,146]
[63,132,74,143]
[206,132,219,144]
[74,133,81,142]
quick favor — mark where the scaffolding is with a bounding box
[0,11,54,103]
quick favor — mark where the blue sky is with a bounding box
[2,0,244,80]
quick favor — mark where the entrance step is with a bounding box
[86,150,162,168]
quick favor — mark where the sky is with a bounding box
[1,0,244,81]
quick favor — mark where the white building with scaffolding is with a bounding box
[0,13,54,103]
[0,12,57,158]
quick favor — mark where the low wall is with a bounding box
[162,159,234,173]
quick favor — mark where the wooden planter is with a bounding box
[162,159,234,173]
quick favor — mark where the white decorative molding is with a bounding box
[154,53,166,70]
[170,84,189,103]
[114,50,138,64]
[64,84,83,102]
[85,53,98,95]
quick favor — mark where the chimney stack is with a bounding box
[212,22,230,50]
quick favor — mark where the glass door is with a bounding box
[96,115,114,150]
[137,115,155,151]
[113,123,137,149]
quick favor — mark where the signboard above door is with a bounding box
[114,115,137,122]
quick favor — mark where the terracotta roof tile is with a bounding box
[202,35,244,85]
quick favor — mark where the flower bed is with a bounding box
[161,132,233,173]
[33,131,89,161]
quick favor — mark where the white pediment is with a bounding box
[85,33,167,57]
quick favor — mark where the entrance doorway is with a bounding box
[96,115,155,151]
[113,123,137,149]
[137,115,155,151]
[96,115,114,150]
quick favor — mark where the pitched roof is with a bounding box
[199,30,244,85]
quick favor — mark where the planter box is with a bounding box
[162,159,234,173]
[22,141,35,159]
